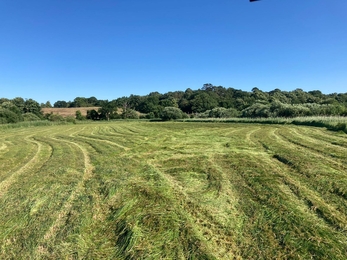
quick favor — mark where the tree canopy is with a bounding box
[1,85,347,124]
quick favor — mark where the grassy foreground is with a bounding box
[1,121,347,259]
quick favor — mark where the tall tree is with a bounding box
[24,99,42,116]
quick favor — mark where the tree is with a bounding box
[98,101,116,121]
[54,100,68,108]
[178,98,192,113]
[1,101,22,115]
[24,99,42,116]
[128,95,143,110]
[12,97,25,113]
[160,97,178,108]
[43,101,52,108]
[86,109,99,120]
[251,87,269,103]
[73,97,88,107]
[87,96,98,106]
[0,98,10,105]
[202,83,214,91]
[191,92,218,113]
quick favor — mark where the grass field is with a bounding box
[1,121,347,259]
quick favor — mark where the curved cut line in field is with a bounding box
[0,137,48,198]
[270,128,317,154]
[272,128,347,174]
[303,126,347,141]
[245,127,261,145]
[38,137,95,248]
[2,122,347,259]
[76,134,130,151]
[258,129,347,230]
[278,130,347,172]
[227,138,347,238]
[5,126,54,135]
[65,126,130,150]
[145,161,241,259]
[285,128,347,156]
[268,128,345,177]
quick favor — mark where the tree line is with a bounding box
[1,84,347,123]
[0,97,42,124]
[82,84,347,120]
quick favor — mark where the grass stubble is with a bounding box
[0,121,347,259]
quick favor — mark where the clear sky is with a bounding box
[1,0,347,103]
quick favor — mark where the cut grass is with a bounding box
[181,116,347,134]
[0,121,347,259]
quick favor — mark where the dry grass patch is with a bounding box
[42,107,100,117]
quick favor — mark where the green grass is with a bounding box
[181,116,347,133]
[1,121,347,259]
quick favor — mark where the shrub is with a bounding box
[328,123,347,133]
[242,103,271,118]
[0,108,22,123]
[65,116,76,123]
[75,110,86,120]
[146,112,155,119]
[22,113,41,121]
[160,107,186,121]
[122,109,139,119]
[48,114,65,122]
[209,107,240,118]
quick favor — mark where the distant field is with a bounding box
[42,107,100,117]
[1,122,347,259]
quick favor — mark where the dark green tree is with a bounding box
[54,100,68,108]
[86,109,99,120]
[24,99,42,116]
[99,101,117,121]
[191,92,218,113]
[12,97,26,113]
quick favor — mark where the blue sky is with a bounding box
[1,0,347,103]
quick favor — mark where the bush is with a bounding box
[0,108,22,124]
[328,123,347,133]
[22,113,41,121]
[160,107,186,121]
[242,103,271,118]
[48,114,65,122]
[65,116,76,123]
[209,107,240,118]
[75,110,86,120]
[146,112,156,119]
[122,109,139,119]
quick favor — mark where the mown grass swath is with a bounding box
[180,116,347,134]
[0,121,347,259]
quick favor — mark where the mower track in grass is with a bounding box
[1,122,347,259]
[0,136,52,198]
[34,135,97,258]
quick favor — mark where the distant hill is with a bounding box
[42,107,100,117]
